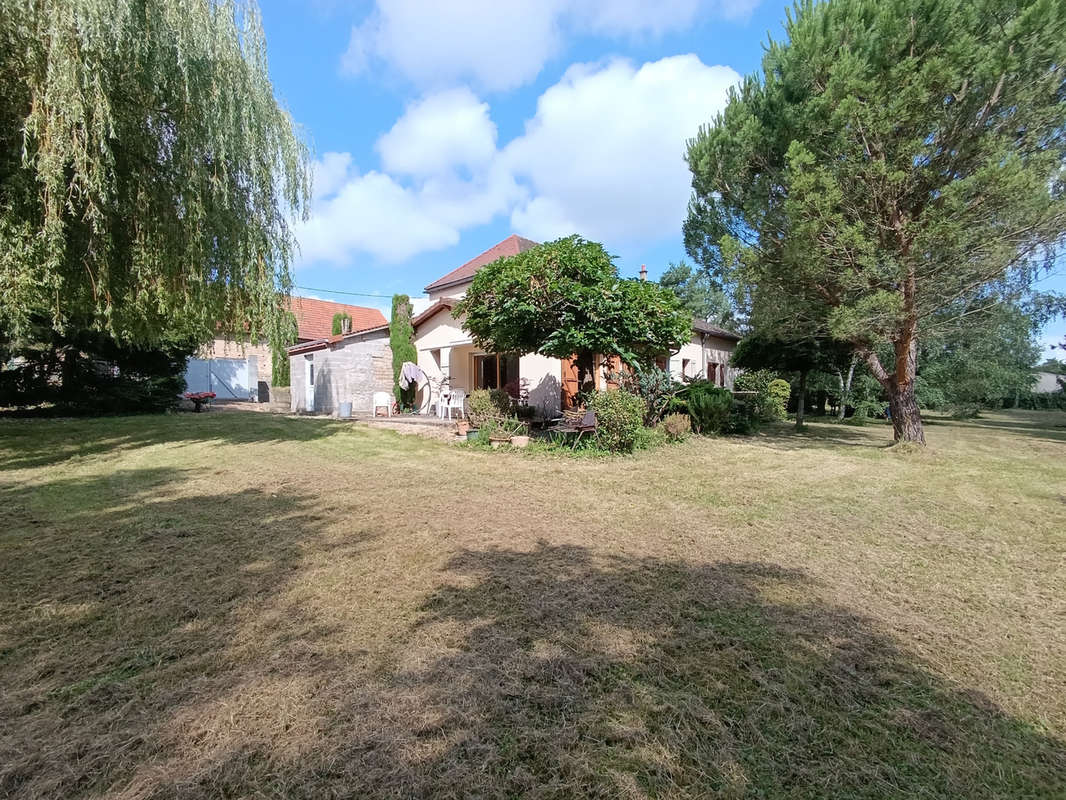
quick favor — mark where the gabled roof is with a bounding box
[691,318,741,341]
[424,234,539,293]
[287,322,390,356]
[288,296,386,341]
[411,297,460,328]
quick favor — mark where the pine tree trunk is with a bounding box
[887,379,925,444]
[796,370,807,428]
[861,341,926,445]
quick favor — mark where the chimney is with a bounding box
[639,264,647,281]
[341,317,351,334]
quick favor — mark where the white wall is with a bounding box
[667,333,737,388]
[426,281,470,303]
[521,352,561,418]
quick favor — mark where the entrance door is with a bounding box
[304,354,315,412]
[561,354,581,409]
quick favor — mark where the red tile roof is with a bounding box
[424,234,539,292]
[288,296,386,341]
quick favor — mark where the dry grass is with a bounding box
[1,409,1064,798]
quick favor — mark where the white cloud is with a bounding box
[340,0,753,91]
[311,151,354,199]
[295,147,522,267]
[377,88,497,177]
[296,55,738,269]
[504,55,739,243]
[341,0,562,92]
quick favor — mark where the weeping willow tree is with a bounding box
[0,0,311,349]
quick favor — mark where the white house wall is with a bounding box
[520,352,562,418]
[669,334,737,387]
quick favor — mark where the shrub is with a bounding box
[587,389,645,453]
[767,378,791,419]
[612,365,682,425]
[661,412,691,441]
[683,380,733,434]
[735,369,787,421]
[633,425,669,451]
[468,388,512,427]
[390,295,417,409]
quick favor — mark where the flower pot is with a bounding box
[509,435,530,448]
[455,420,470,436]
[338,401,353,419]
[489,436,509,449]
[466,429,480,441]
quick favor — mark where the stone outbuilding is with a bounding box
[287,323,393,415]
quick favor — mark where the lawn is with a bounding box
[1,410,1064,799]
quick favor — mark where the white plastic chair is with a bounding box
[372,391,392,417]
[445,388,466,419]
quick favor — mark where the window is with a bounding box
[681,358,691,378]
[473,353,520,396]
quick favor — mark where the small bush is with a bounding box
[634,425,669,450]
[468,389,512,427]
[735,369,787,422]
[612,365,682,425]
[661,412,691,441]
[587,389,645,453]
[767,379,791,419]
[683,380,733,434]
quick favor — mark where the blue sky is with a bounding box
[257,0,1064,357]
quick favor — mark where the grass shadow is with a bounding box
[91,544,1066,799]
[0,466,377,798]
[0,411,351,472]
[744,419,894,452]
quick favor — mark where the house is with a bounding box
[186,296,385,401]
[412,235,740,418]
[286,234,741,417]
[1033,370,1064,394]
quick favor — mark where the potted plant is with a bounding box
[484,419,510,449]
[508,419,530,448]
[455,419,470,436]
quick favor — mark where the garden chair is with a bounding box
[372,391,392,417]
[444,388,466,419]
[549,409,597,446]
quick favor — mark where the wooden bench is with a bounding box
[549,409,598,446]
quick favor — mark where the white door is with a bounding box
[305,354,315,412]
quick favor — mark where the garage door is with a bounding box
[184,357,256,400]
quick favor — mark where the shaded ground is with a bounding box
[1,410,1064,798]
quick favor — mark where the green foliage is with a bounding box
[270,311,297,388]
[735,370,788,422]
[682,380,734,434]
[659,260,734,326]
[331,313,352,335]
[0,315,195,414]
[0,0,310,349]
[633,425,669,451]
[613,365,683,425]
[586,390,645,453]
[916,304,1040,412]
[685,0,1066,442]
[468,389,512,428]
[767,379,791,419]
[390,295,417,408]
[660,412,691,441]
[456,236,691,368]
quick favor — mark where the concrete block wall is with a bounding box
[289,333,392,415]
